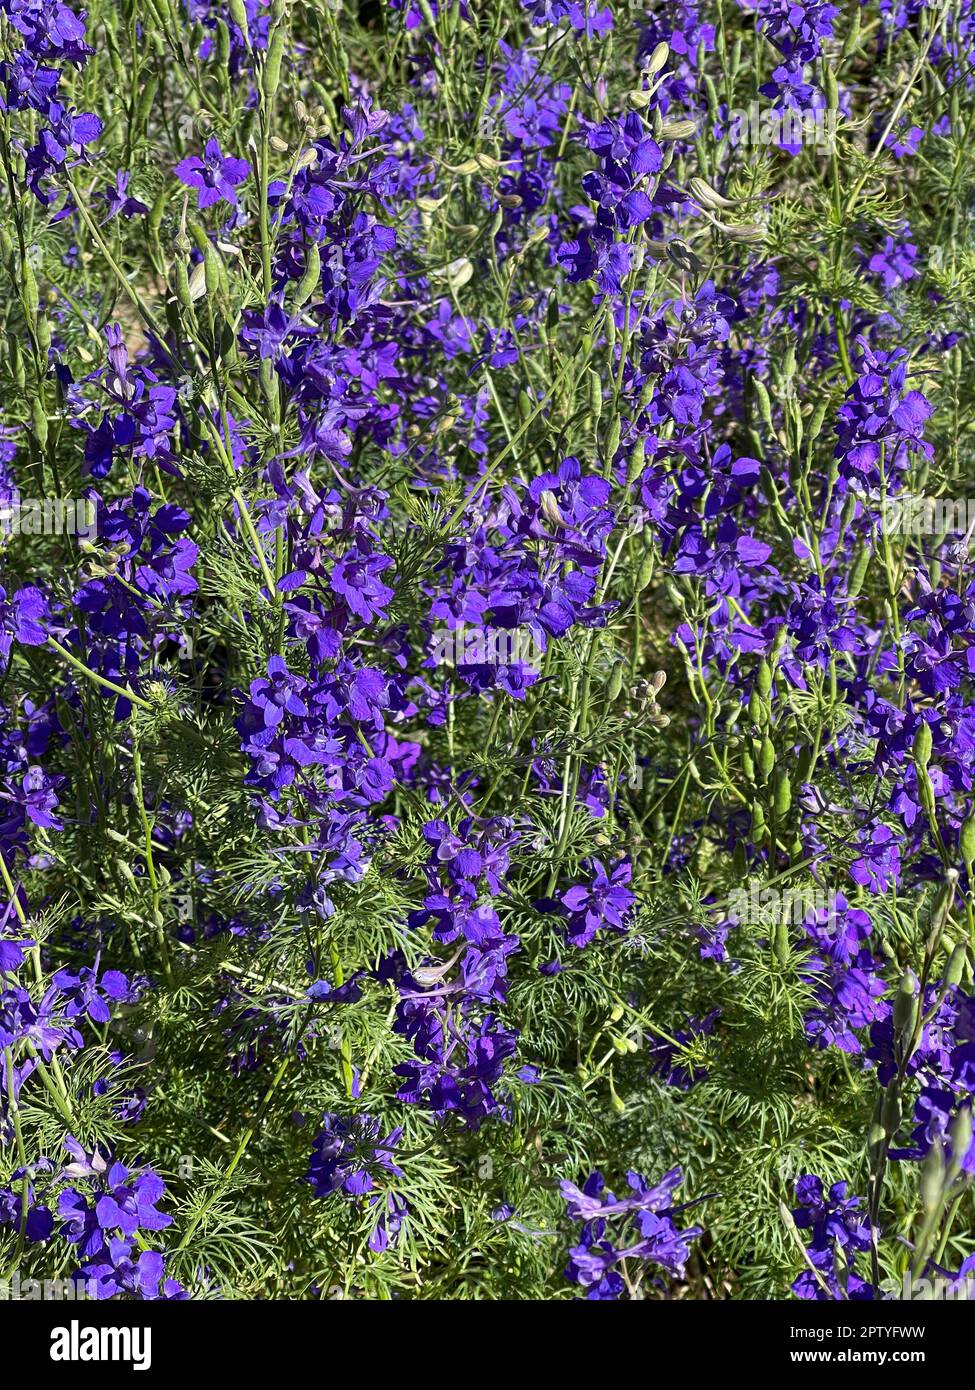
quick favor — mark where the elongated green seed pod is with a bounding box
[774,770,791,817]
[603,415,621,464]
[294,241,321,307]
[588,369,602,425]
[606,662,624,703]
[960,814,975,870]
[949,1106,973,1161]
[882,1085,901,1136]
[22,260,39,321]
[944,943,967,988]
[920,1142,944,1211]
[31,397,47,448]
[634,552,654,593]
[263,24,285,97]
[913,721,933,768]
[846,543,872,599]
[773,918,790,966]
[136,77,158,133]
[228,0,250,45]
[175,258,193,311]
[203,241,223,298]
[893,970,918,1051]
[756,658,772,697]
[757,736,775,782]
[753,377,774,432]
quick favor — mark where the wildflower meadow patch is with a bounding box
[1,0,975,1332]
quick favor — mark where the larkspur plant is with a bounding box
[0,0,973,1307]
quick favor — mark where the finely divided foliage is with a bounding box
[0,0,973,1304]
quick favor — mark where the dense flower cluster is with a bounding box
[1,0,974,1309]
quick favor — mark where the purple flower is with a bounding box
[174,137,250,208]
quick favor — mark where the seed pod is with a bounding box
[748,688,765,727]
[751,802,766,839]
[588,369,602,425]
[920,1141,944,1212]
[603,415,621,464]
[22,260,39,322]
[753,378,774,432]
[228,0,250,45]
[8,336,25,389]
[31,397,47,449]
[136,77,158,133]
[216,17,231,66]
[756,658,772,697]
[634,552,654,593]
[606,662,624,703]
[741,745,755,782]
[960,814,975,870]
[824,66,839,113]
[846,543,872,599]
[841,7,861,58]
[293,241,321,307]
[913,720,933,768]
[949,1105,973,1163]
[626,436,646,486]
[773,918,790,966]
[944,942,967,988]
[174,255,193,311]
[774,770,792,817]
[882,1084,901,1136]
[867,1121,887,1164]
[263,24,285,97]
[757,736,775,782]
[893,969,918,1052]
[203,241,223,298]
